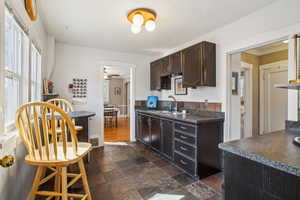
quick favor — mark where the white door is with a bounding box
[260,61,288,133]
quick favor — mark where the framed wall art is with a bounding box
[174,77,187,95]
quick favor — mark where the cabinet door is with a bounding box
[170,52,182,74]
[136,113,143,141]
[161,119,174,160]
[201,42,216,86]
[182,45,202,87]
[161,56,171,76]
[150,117,161,151]
[141,115,151,145]
[150,60,162,90]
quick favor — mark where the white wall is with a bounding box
[153,75,221,103]
[51,43,155,145]
[159,0,300,141]
[0,0,48,199]
[45,35,55,79]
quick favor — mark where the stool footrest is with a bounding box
[35,191,86,198]
[67,174,82,188]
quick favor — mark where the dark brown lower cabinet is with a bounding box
[161,119,174,160]
[136,114,143,141]
[224,152,300,200]
[150,117,161,152]
[136,111,223,179]
[141,115,151,145]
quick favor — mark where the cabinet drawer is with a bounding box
[174,153,196,175]
[175,123,195,134]
[175,132,195,145]
[175,140,196,159]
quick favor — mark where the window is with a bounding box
[4,7,29,131]
[30,44,42,102]
[3,6,42,133]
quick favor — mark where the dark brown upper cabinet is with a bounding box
[182,41,216,88]
[150,59,171,91]
[182,44,202,87]
[150,41,216,90]
[170,52,182,74]
[150,60,162,90]
[200,41,216,87]
[161,56,171,76]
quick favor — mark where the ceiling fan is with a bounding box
[104,68,120,79]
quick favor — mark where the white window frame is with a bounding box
[2,4,43,135]
[4,7,27,132]
[29,43,42,102]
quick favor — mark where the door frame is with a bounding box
[240,62,253,138]
[98,61,136,144]
[259,60,288,134]
[226,36,291,141]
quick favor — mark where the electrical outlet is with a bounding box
[89,138,99,147]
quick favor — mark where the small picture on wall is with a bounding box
[232,72,239,95]
[175,77,187,95]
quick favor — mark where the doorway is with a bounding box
[99,61,136,145]
[229,40,289,140]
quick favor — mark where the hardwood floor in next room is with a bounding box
[105,118,130,142]
[87,143,224,200]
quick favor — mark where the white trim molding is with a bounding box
[98,61,136,146]
[259,60,288,134]
[241,62,253,138]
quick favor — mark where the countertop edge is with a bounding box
[136,109,224,124]
[219,143,300,177]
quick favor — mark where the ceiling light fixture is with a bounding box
[283,40,289,44]
[127,8,157,34]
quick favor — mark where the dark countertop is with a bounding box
[219,130,300,177]
[136,109,224,124]
[46,111,96,120]
[68,111,96,118]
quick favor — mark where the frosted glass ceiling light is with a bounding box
[132,13,144,26]
[131,24,141,34]
[145,20,156,32]
[127,8,157,34]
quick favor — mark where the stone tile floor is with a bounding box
[86,142,224,200]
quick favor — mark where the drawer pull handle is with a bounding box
[180,146,188,151]
[180,135,188,140]
[180,160,187,165]
[180,126,187,130]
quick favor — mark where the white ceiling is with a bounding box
[245,41,288,56]
[40,0,277,56]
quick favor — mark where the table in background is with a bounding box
[104,108,119,128]
[68,111,96,143]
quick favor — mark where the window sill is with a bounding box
[0,129,18,156]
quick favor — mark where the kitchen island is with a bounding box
[219,121,300,200]
[135,109,224,179]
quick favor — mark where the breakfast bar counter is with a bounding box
[219,121,300,200]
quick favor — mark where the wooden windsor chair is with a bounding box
[16,102,92,200]
[47,98,84,133]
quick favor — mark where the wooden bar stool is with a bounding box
[16,102,92,200]
[47,98,84,133]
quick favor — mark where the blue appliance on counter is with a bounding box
[147,96,158,109]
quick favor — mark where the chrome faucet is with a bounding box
[168,95,178,112]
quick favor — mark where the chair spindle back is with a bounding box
[16,102,78,161]
[47,98,74,113]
